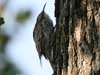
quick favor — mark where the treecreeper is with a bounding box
[33,3,54,65]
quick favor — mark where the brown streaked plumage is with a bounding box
[33,3,54,63]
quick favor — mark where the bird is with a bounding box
[33,3,54,64]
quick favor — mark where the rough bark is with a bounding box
[51,0,100,75]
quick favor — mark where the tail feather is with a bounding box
[39,54,42,66]
[39,51,48,66]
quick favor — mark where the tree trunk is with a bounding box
[51,0,100,75]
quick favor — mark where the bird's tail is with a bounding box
[39,54,43,66]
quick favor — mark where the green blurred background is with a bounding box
[0,0,55,75]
